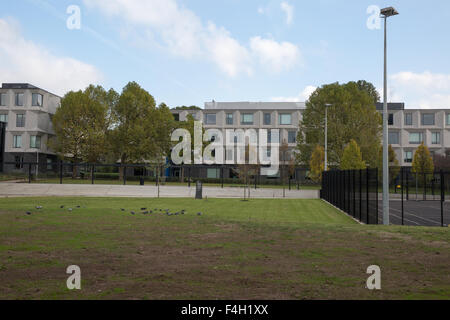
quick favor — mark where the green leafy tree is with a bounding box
[309,145,324,182]
[412,143,434,178]
[50,85,115,176]
[108,82,174,180]
[296,81,382,168]
[340,139,366,170]
[355,80,380,104]
[377,144,400,184]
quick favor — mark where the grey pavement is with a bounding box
[0,183,319,199]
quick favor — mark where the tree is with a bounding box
[236,144,259,200]
[173,105,201,110]
[108,82,168,180]
[433,154,450,170]
[50,85,115,177]
[296,81,382,169]
[309,145,324,182]
[340,139,366,170]
[377,144,400,184]
[412,143,434,176]
[354,80,380,104]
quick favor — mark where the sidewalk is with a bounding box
[0,183,320,199]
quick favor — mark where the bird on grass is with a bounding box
[36,206,43,210]
[26,211,32,215]
[60,205,65,209]
[197,212,202,216]
[76,206,81,208]
[131,211,136,215]
[142,211,149,215]
[121,208,125,212]
[68,208,73,212]
[141,208,147,211]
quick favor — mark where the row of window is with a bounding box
[12,135,41,149]
[388,131,442,145]
[0,93,43,107]
[206,113,293,126]
[389,113,450,126]
[0,114,27,127]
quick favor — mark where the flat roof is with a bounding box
[1,83,61,98]
[205,101,306,110]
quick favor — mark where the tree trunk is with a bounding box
[119,154,126,181]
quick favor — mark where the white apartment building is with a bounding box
[171,101,450,176]
[0,83,60,173]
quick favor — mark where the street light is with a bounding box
[381,6,399,226]
[324,104,332,171]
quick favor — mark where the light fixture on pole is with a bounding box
[381,6,399,226]
[324,103,332,171]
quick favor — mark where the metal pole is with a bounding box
[366,167,370,224]
[376,168,379,224]
[91,164,95,185]
[36,151,39,179]
[401,167,404,225]
[324,106,328,171]
[382,16,390,225]
[441,170,444,227]
[123,166,127,185]
[59,160,63,184]
[28,163,32,183]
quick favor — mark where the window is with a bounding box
[13,135,22,148]
[263,113,271,125]
[30,135,41,149]
[388,113,394,125]
[0,93,6,106]
[388,132,399,144]
[15,93,24,106]
[173,114,179,121]
[431,132,441,145]
[409,132,423,144]
[15,156,23,169]
[32,93,43,107]
[226,113,233,125]
[204,113,216,125]
[446,114,450,126]
[16,114,25,127]
[241,113,254,125]
[288,131,296,143]
[267,131,271,143]
[207,168,220,179]
[279,113,292,125]
[421,113,435,126]
[226,150,233,161]
[404,113,412,126]
[404,151,413,163]
[0,114,8,123]
[47,158,53,170]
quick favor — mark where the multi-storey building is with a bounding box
[376,103,450,166]
[0,83,60,173]
[171,101,450,178]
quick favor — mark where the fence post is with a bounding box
[91,164,95,185]
[401,167,404,225]
[366,167,370,224]
[221,166,224,189]
[28,163,32,183]
[406,170,409,201]
[423,172,427,201]
[441,170,444,227]
[59,160,63,184]
[375,167,379,225]
[352,170,356,217]
[188,166,191,188]
[359,169,362,222]
[123,166,127,185]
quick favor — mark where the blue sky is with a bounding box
[1,0,449,109]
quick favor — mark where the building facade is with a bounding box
[376,103,450,166]
[0,83,60,173]
[171,101,450,175]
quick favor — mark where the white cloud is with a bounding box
[84,0,301,76]
[272,85,317,102]
[280,1,294,25]
[387,71,450,108]
[250,36,301,73]
[0,18,102,96]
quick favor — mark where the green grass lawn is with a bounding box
[0,197,448,300]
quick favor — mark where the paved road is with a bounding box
[376,200,449,227]
[0,183,319,199]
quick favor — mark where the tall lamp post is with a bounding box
[324,104,332,171]
[381,7,399,225]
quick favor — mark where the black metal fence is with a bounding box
[322,168,379,224]
[2,161,319,190]
[321,167,449,227]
